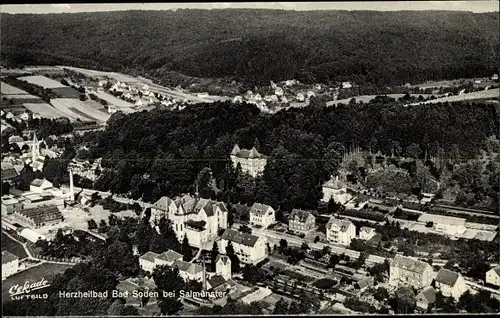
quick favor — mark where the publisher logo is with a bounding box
[8,277,51,300]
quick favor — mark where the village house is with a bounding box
[139,250,184,273]
[342,82,353,89]
[249,203,275,228]
[215,254,232,280]
[1,162,19,184]
[389,255,435,289]
[2,251,19,280]
[230,144,267,178]
[321,175,352,204]
[150,194,228,248]
[1,197,22,215]
[30,178,54,193]
[433,268,468,300]
[417,214,466,236]
[416,286,436,312]
[218,229,267,265]
[288,209,316,233]
[359,227,377,241]
[326,217,356,246]
[12,205,63,229]
[486,266,500,287]
[206,274,228,292]
[172,259,204,282]
[296,93,305,102]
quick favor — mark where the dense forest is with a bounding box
[1,10,498,87]
[77,99,499,211]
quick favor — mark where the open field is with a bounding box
[1,82,29,95]
[1,232,28,259]
[18,75,67,89]
[52,87,81,98]
[2,94,41,100]
[54,99,110,122]
[411,77,494,89]
[94,91,135,109]
[23,103,69,119]
[407,88,499,106]
[2,262,73,302]
[326,93,432,106]
[50,98,105,122]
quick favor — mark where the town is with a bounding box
[1,3,500,317]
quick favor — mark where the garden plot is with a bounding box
[50,98,101,122]
[23,103,69,119]
[1,82,30,95]
[18,75,66,89]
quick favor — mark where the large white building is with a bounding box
[321,175,352,204]
[230,145,267,178]
[215,254,232,281]
[139,250,183,273]
[218,229,267,265]
[390,255,435,289]
[2,251,19,280]
[150,194,228,248]
[326,218,356,246]
[486,266,500,287]
[249,203,275,228]
[417,214,466,236]
[434,268,468,300]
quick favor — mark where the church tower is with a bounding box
[32,132,40,163]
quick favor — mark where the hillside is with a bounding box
[1,9,498,87]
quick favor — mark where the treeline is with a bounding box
[1,10,498,88]
[88,100,498,211]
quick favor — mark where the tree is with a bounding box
[107,299,124,316]
[152,265,185,315]
[279,239,288,252]
[121,305,139,315]
[242,264,265,284]
[273,298,289,314]
[406,143,422,159]
[374,287,389,301]
[211,242,219,270]
[391,287,416,314]
[182,236,193,261]
[226,241,240,273]
[314,236,320,243]
[87,219,98,230]
[301,242,309,250]
[239,224,252,234]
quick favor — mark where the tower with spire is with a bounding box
[31,132,40,163]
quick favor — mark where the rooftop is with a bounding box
[360,226,375,233]
[207,275,227,289]
[249,203,273,216]
[230,144,265,159]
[435,268,460,287]
[323,175,346,190]
[220,229,260,247]
[326,217,354,232]
[155,250,183,263]
[139,251,159,263]
[417,213,466,226]
[16,205,63,225]
[172,259,203,275]
[418,286,436,304]
[289,209,315,223]
[391,255,432,274]
[216,254,230,265]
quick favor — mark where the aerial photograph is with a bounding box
[0,1,499,316]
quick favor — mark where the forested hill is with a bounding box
[1,9,498,87]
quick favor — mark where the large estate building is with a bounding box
[151,194,228,248]
[390,255,434,289]
[230,144,267,177]
[218,229,267,265]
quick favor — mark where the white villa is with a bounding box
[249,203,275,228]
[326,218,356,246]
[215,254,232,281]
[139,250,183,273]
[322,175,352,205]
[486,266,500,287]
[230,144,267,178]
[150,195,228,248]
[218,229,267,265]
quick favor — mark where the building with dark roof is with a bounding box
[416,286,436,311]
[434,268,468,300]
[288,209,316,233]
[2,250,19,279]
[207,274,228,292]
[389,255,434,289]
[230,144,267,178]
[218,229,267,265]
[1,162,19,183]
[12,205,63,228]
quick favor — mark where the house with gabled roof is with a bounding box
[206,274,228,292]
[416,286,436,311]
[218,229,267,265]
[389,255,434,289]
[172,259,203,281]
[139,249,183,273]
[230,144,267,178]
[288,209,316,233]
[359,227,377,241]
[326,217,356,246]
[215,254,232,280]
[249,203,275,228]
[486,265,500,287]
[30,178,53,193]
[434,268,468,300]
